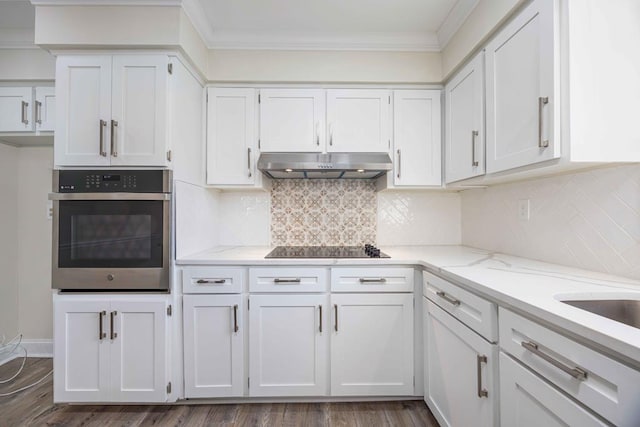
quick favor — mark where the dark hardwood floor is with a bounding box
[0,358,439,426]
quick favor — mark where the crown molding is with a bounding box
[29,0,181,5]
[0,28,35,48]
[437,0,480,49]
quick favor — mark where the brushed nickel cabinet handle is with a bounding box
[329,123,333,146]
[477,355,488,398]
[99,120,107,156]
[471,130,479,166]
[110,311,118,340]
[538,97,549,148]
[196,279,226,284]
[35,101,42,125]
[436,290,461,306]
[99,310,106,340]
[334,304,338,332]
[397,149,401,179]
[21,101,29,125]
[316,122,320,146]
[110,120,118,157]
[247,148,252,177]
[233,304,239,333]
[319,305,322,333]
[521,341,587,380]
[273,278,301,283]
[359,278,387,283]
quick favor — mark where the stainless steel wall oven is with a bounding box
[50,170,171,290]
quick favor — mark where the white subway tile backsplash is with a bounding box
[218,191,271,246]
[462,165,640,279]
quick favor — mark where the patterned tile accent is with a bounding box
[461,165,640,280]
[271,180,377,246]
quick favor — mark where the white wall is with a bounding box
[0,48,55,81]
[208,50,443,83]
[461,165,640,279]
[16,147,53,339]
[0,144,19,340]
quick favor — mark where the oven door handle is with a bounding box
[48,193,171,201]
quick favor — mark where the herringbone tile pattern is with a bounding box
[462,165,640,279]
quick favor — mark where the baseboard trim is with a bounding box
[0,339,53,366]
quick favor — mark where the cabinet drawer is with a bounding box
[500,308,640,427]
[182,267,244,294]
[249,267,327,293]
[331,267,414,292]
[423,272,497,342]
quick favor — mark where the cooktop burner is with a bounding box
[265,245,390,259]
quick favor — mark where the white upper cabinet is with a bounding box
[207,88,257,185]
[445,52,485,183]
[55,55,170,167]
[326,89,390,153]
[485,0,559,174]
[259,89,325,152]
[0,87,33,132]
[35,87,56,132]
[393,90,441,187]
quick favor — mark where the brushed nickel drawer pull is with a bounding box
[273,278,301,283]
[359,278,387,283]
[521,341,587,380]
[477,355,488,398]
[233,304,239,333]
[99,310,106,340]
[196,279,226,284]
[538,97,549,148]
[110,311,118,340]
[436,291,461,306]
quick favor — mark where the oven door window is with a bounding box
[57,200,164,268]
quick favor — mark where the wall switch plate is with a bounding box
[518,199,530,221]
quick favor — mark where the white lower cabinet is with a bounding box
[424,299,497,427]
[500,353,606,426]
[249,294,328,397]
[183,295,243,398]
[53,295,169,403]
[331,293,414,396]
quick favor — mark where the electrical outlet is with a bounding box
[518,199,530,221]
[47,200,53,220]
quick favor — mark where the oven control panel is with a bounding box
[55,170,170,193]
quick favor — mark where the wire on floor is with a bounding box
[0,333,54,397]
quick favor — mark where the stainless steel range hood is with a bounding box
[257,153,392,179]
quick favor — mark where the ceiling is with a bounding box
[0,0,479,51]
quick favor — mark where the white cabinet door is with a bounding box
[445,52,484,183]
[393,90,441,186]
[53,299,110,403]
[110,55,169,167]
[0,87,33,132]
[35,87,56,132]
[331,293,413,396]
[207,88,256,185]
[110,300,167,403]
[249,294,328,397]
[55,56,112,166]
[183,295,244,398]
[500,353,607,427]
[425,300,497,427]
[327,89,390,153]
[485,0,559,174]
[259,89,324,152]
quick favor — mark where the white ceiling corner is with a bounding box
[436,0,480,49]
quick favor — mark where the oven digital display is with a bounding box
[102,174,121,182]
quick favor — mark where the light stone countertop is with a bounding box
[177,245,640,366]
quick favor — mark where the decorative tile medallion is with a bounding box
[271,180,377,246]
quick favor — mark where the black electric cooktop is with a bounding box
[265,245,390,259]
